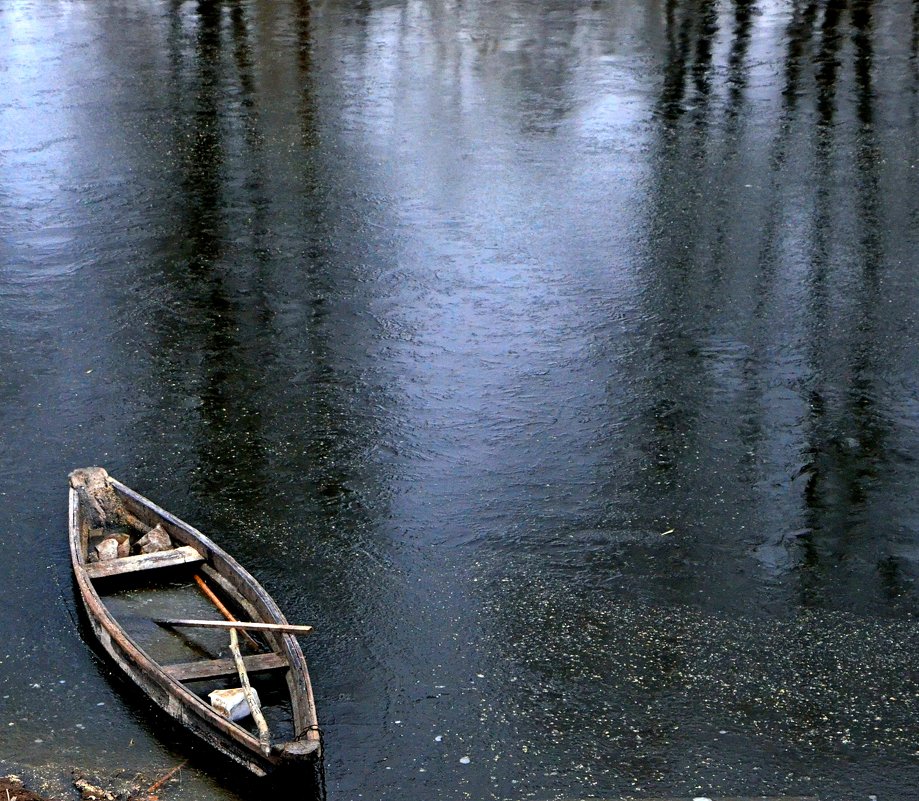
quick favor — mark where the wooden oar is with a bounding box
[155,618,313,635]
[193,574,262,650]
[229,628,271,755]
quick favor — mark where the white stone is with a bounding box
[209,687,260,721]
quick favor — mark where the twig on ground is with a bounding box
[143,760,188,800]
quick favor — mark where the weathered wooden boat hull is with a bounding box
[69,470,320,776]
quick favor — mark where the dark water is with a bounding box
[2,0,919,798]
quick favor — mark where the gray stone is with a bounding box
[136,524,172,554]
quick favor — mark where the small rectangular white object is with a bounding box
[209,687,260,721]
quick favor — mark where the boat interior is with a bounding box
[99,567,299,742]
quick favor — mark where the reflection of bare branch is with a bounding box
[725,0,755,116]
[913,1,919,78]
[815,0,847,126]
[851,0,874,125]
[782,1,820,110]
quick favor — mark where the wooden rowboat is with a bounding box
[68,467,321,776]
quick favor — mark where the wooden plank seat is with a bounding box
[163,651,289,682]
[84,545,205,579]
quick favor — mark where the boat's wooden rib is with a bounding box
[164,652,289,683]
[84,546,204,579]
[68,467,321,776]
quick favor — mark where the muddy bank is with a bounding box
[0,765,186,801]
[0,775,54,801]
